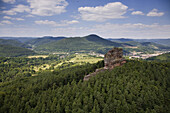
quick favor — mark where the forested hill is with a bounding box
[25,36,66,47]
[0,39,30,48]
[109,39,170,50]
[147,52,170,62]
[35,34,122,53]
[0,60,169,112]
[0,44,35,57]
[108,38,170,47]
[140,42,170,50]
[1,35,169,54]
[84,34,121,46]
[134,39,170,47]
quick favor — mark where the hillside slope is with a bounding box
[0,60,169,112]
[134,39,170,47]
[35,35,122,53]
[25,36,66,47]
[0,39,30,48]
[0,44,35,57]
[109,39,170,54]
[84,34,121,46]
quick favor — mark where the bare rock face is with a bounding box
[104,48,126,69]
[83,68,106,81]
[83,47,126,81]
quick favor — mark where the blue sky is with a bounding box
[0,0,170,38]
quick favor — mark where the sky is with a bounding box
[0,0,170,39]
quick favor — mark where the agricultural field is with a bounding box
[28,55,49,58]
[69,54,103,63]
[32,54,103,72]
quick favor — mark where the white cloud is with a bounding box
[89,23,170,38]
[15,18,24,21]
[71,15,80,20]
[3,16,24,21]
[25,14,34,17]
[2,0,68,16]
[35,20,79,26]
[3,16,12,19]
[51,23,170,39]
[0,27,42,37]
[2,4,30,15]
[0,20,13,24]
[27,0,68,16]
[131,11,144,15]
[2,0,15,4]
[1,23,170,38]
[65,20,79,24]
[78,2,128,22]
[2,10,16,15]
[147,9,164,17]
[35,20,57,26]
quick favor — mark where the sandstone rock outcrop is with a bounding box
[83,48,126,81]
[104,48,126,70]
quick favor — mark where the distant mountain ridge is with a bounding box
[0,35,170,55]
[134,39,170,47]
[25,36,66,47]
[108,38,133,42]
[34,34,122,53]
[108,38,170,53]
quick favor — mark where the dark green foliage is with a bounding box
[140,42,170,50]
[84,34,121,46]
[110,39,170,54]
[0,44,35,57]
[0,39,30,48]
[0,60,169,113]
[25,36,66,47]
[122,41,170,54]
[110,38,170,47]
[0,55,66,82]
[147,52,170,62]
[34,35,122,54]
[1,36,169,55]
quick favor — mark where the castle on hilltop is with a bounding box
[84,48,126,81]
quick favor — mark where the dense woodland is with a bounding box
[0,44,35,57]
[0,36,170,112]
[1,35,170,56]
[0,59,169,113]
[0,55,77,82]
[0,39,30,48]
[34,35,118,54]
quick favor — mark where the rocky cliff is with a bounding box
[84,48,126,81]
[104,48,126,69]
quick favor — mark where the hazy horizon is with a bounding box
[0,0,170,39]
[0,34,170,39]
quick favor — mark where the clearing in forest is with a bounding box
[28,55,49,58]
[31,54,103,73]
[69,54,103,63]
